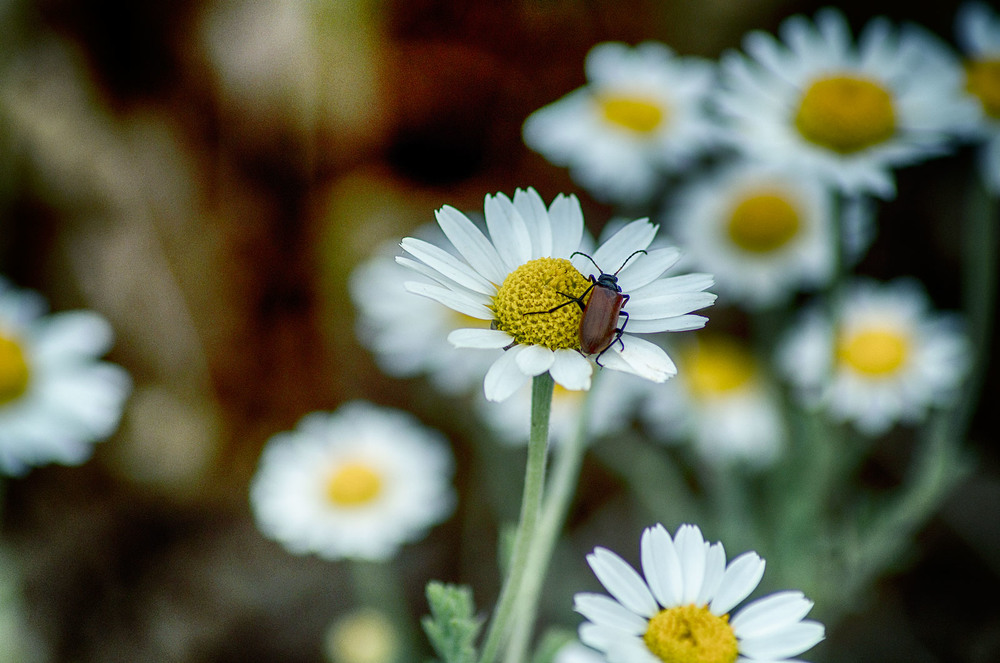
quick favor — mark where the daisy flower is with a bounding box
[576,523,824,663]
[956,2,1000,194]
[523,42,717,205]
[0,278,131,475]
[777,278,969,435]
[250,401,455,561]
[669,162,840,309]
[398,187,716,402]
[350,232,496,394]
[641,335,785,468]
[716,8,979,199]
[325,609,399,663]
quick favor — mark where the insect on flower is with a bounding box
[530,250,647,366]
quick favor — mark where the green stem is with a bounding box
[478,373,554,663]
[503,381,595,663]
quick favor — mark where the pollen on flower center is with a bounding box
[794,74,896,153]
[644,604,739,663]
[684,338,756,398]
[726,192,801,253]
[838,327,909,376]
[0,333,30,406]
[966,58,1000,119]
[493,257,592,350]
[326,462,383,507]
[597,92,668,134]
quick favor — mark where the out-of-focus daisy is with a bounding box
[0,278,130,475]
[350,232,496,395]
[641,335,785,467]
[554,641,606,663]
[325,609,399,663]
[576,523,824,663]
[478,369,641,446]
[778,279,969,435]
[398,187,716,402]
[669,163,839,309]
[956,2,1000,194]
[523,42,717,205]
[716,8,978,199]
[250,401,455,561]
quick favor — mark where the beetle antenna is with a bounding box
[570,251,602,273]
[613,249,648,275]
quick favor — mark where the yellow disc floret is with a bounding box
[966,58,1000,119]
[0,332,30,406]
[644,604,739,663]
[726,191,802,254]
[597,92,668,134]
[493,257,592,350]
[326,462,383,507]
[838,327,910,376]
[794,74,896,153]
[683,337,757,399]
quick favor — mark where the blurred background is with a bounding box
[0,0,996,661]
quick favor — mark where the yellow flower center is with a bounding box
[794,74,896,153]
[597,93,668,134]
[0,332,30,406]
[644,604,739,663]
[838,327,909,376]
[725,192,801,253]
[966,58,1000,119]
[493,257,591,350]
[325,462,383,507]
[683,338,756,398]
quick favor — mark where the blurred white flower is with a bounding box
[668,163,841,310]
[523,42,717,205]
[716,8,978,199]
[554,641,606,663]
[250,401,455,561]
[0,278,130,475]
[576,523,824,663]
[956,2,1000,194]
[641,335,785,468]
[778,278,970,435]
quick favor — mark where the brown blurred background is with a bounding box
[0,0,997,661]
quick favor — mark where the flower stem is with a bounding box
[502,380,595,663]
[478,372,554,663]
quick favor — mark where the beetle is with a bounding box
[529,249,647,366]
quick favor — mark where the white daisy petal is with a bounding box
[616,247,682,291]
[485,193,533,270]
[731,591,815,638]
[589,220,658,276]
[435,205,508,285]
[674,524,707,604]
[574,593,649,635]
[625,314,709,334]
[549,194,586,259]
[447,328,512,349]
[513,188,553,258]
[33,311,113,362]
[550,349,593,391]
[626,292,718,320]
[601,335,677,382]
[709,551,766,615]
[587,547,659,618]
[515,344,556,376]
[696,541,727,606]
[484,348,532,402]
[641,523,684,608]
[400,237,496,295]
[403,281,493,319]
[737,620,825,660]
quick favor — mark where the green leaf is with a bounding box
[422,581,483,663]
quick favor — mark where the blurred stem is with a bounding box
[348,559,418,662]
[478,373,553,663]
[503,379,596,663]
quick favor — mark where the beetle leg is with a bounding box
[525,282,595,315]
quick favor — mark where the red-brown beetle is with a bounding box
[530,249,647,366]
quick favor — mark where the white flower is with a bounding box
[523,42,717,204]
[641,335,785,468]
[250,401,455,561]
[956,2,1000,194]
[716,8,979,199]
[478,369,641,446]
[778,278,969,435]
[576,523,824,663]
[350,232,496,394]
[668,162,840,309]
[398,187,716,402]
[0,278,130,475]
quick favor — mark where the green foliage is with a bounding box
[422,581,483,663]
[530,628,576,663]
